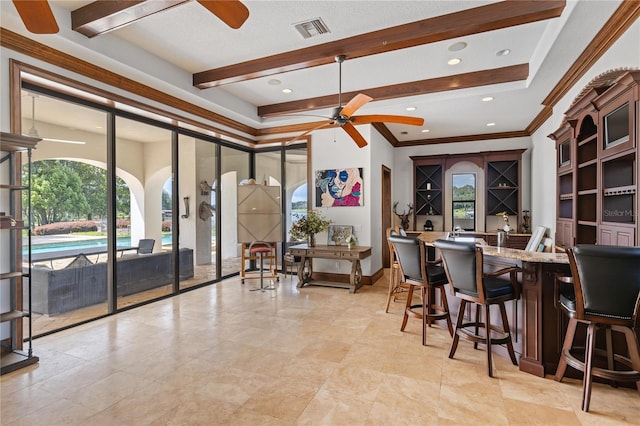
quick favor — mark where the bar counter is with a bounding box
[417,231,570,377]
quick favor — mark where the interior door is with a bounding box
[382,165,392,267]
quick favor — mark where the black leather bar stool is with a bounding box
[388,235,453,346]
[554,244,640,412]
[434,239,521,377]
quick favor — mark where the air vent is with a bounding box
[293,18,331,39]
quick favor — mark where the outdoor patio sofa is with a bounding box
[29,248,194,315]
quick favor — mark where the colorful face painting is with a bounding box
[315,168,363,207]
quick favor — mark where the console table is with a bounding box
[289,244,372,293]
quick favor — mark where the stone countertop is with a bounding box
[417,232,569,264]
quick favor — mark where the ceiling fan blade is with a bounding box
[287,121,333,144]
[340,93,373,118]
[342,122,368,148]
[12,0,59,34]
[197,0,249,29]
[352,115,424,126]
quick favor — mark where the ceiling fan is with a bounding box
[11,0,249,35]
[293,55,425,148]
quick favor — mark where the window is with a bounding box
[452,173,476,231]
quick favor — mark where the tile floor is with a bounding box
[2,271,639,425]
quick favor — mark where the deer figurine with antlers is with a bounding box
[393,202,413,231]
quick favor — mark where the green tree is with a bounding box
[115,175,130,218]
[29,160,90,225]
[452,184,475,201]
[162,190,172,210]
[71,162,107,219]
[27,160,131,225]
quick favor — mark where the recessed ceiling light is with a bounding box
[448,58,462,65]
[268,79,281,86]
[482,96,494,102]
[406,106,417,111]
[486,122,496,127]
[421,129,430,133]
[400,131,408,135]
[282,88,293,94]
[496,49,511,56]
[448,41,467,52]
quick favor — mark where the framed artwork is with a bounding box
[525,225,547,252]
[327,225,353,246]
[315,168,363,207]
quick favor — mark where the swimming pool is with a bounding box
[26,234,173,255]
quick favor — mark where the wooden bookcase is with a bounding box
[413,159,444,219]
[550,70,639,248]
[1,132,40,375]
[411,150,524,232]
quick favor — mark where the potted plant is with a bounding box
[290,210,331,247]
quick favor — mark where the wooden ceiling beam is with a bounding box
[258,64,529,117]
[193,0,564,88]
[72,0,188,38]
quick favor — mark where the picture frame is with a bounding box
[525,225,547,252]
[537,237,554,253]
[315,168,364,207]
[327,225,353,246]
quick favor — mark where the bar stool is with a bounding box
[554,244,640,412]
[388,235,453,346]
[385,226,404,312]
[248,241,276,292]
[434,239,521,377]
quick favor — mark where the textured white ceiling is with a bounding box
[3,1,625,144]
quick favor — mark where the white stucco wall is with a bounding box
[310,126,374,275]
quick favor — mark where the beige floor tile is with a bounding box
[297,387,372,426]
[6,398,97,426]
[3,272,638,426]
[503,398,581,425]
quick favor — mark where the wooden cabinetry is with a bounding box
[486,157,520,216]
[550,70,639,248]
[0,132,39,375]
[413,159,443,221]
[411,150,523,232]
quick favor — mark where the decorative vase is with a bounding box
[308,234,316,247]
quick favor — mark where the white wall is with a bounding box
[310,126,374,275]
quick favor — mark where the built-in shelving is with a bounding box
[412,150,523,233]
[550,70,639,248]
[1,132,39,375]
[414,163,443,216]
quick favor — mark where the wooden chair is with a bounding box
[554,245,640,412]
[388,235,453,346]
[434,239,521,377]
